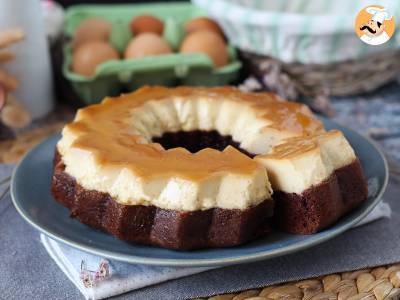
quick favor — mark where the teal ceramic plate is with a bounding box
[11,118,388,267]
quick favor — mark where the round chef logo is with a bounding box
[355,5,395,45]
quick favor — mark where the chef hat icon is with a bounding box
[365,6,393,24]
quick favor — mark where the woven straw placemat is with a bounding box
[204,265,400,300]
[1,124,399,300]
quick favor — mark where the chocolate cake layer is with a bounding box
[152,130,255,157]
[52,152,274,250]
[273,159,368,234]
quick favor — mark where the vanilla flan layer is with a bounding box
[256,130,356,194]
[57,86,356,211]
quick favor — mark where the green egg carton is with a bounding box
[63,3,242,105]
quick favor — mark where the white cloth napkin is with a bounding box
[41,235,213,300]
[41,201,391,300]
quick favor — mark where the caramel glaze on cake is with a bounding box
[52,86,368,250]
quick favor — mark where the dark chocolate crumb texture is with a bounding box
[273,159,368,234]
[152,130,255,158]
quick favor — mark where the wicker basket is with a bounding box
[241,49,400,98]
[193,0,400,65]
[194,0,400,113]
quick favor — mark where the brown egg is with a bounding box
[72,41,119,76]
[129,15,164,36]
[124,33,172,59]
[180,30,229,68]
[185,17,224,38]
[72,18,112,50]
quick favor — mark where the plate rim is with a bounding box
[11,119,389,267]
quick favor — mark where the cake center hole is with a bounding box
[152,130,255,158]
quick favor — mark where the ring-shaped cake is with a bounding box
[52,86,367,250]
